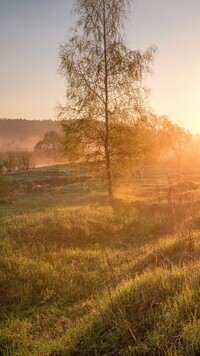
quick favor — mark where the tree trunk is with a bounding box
[103,0,113,200]
[105,141,113,199]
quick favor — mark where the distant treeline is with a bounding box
[0,119,60,151]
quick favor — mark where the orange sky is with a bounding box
[0,0,200,133]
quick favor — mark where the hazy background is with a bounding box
[0,0,200,132]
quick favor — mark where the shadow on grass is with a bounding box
[130,238,200,276]
[57,260,200,356]
[3,196,178,251]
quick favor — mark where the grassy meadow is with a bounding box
[1,165,200,355]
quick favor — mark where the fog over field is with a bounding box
[0,119,60,151]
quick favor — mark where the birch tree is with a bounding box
[59,0,156,198]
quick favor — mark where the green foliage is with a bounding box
[59,0,156,197]
[62,116,157,182]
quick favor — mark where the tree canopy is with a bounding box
[34,131,61,153]
[59,0,156,197]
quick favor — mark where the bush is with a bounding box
[2,152,35,172]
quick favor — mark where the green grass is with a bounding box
[1,165,200,355]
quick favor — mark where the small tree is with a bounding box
[34,131,61,153]
[4,153,18,172]
[19,152,35,170]
[59,0,156,198]
[154,117,191,169]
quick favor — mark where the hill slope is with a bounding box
[1,165,200,355]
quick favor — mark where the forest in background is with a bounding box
[0,119,60,152]
[1,117,200,173]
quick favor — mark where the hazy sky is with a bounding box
[0,0,200,132]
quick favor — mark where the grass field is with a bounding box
[1,165,200,355]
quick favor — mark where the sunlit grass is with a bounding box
[1,166,200,354]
